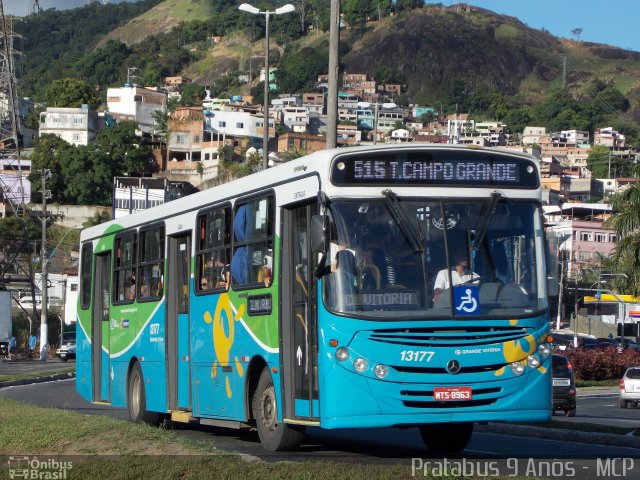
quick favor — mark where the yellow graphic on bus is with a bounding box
[205,293,245,398]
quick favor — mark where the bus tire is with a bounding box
[127,362,160,426]
[253,368,305,451]
[419,422,473,453]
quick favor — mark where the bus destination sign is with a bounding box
[331,151,538,188]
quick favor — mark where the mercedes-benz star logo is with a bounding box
[447,359,461,374]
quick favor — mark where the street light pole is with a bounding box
[238,3,295,170]
[263,11,270,169]
[40,169,51,360]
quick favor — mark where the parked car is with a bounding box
[552,354,576,416]
[56,331,76,362]
[550,333,574,351]
[619,339,640,352]
[577,336,598,349]
[596,337,625,352]
[620,366,640,408]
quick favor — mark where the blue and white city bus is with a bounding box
[76,144,554,452]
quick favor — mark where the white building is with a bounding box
[281,107,309,133]
[594,127,626,148]
[521,126,547,145]
[113,177,198,219]
[205,109,275,143]
[39,106,99,146]
[106,85,167,134]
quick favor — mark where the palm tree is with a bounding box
[604,164,640,294]
[151,108,170,167]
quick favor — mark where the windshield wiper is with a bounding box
[382,189,423,253]
[472,191,501,254]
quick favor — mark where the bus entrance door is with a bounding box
[281,203,319,423]
[166,233,192,411]
[91,252,111,403]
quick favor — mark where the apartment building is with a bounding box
[281,107,309,133]
[106,85,167,134]
[113,177,198,218]
[545,203,615,278]
[39,106,99,146]
[277,132,326,154]
[594,127,626,148]
[521,126,547,145]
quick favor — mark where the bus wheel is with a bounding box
[253,368,305,451]
[127,362,160,426]
[419,423,473,453]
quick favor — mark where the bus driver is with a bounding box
[433,253,479,300]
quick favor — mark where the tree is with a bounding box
[91,120,153,175]
[276,46,327,93]
[586,145,632,179]
[76,40,132,88]
[603,164,640,294]
[28,134,74,203]
[44,78,101,110]
[179,84,206,106]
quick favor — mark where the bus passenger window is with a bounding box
[231,196,274,289]
[196,207,231,293]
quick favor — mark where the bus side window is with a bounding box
[196,206,231,293]
[231,196,274,288]
[113,233,137,304]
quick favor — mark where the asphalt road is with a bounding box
[2,377,640,465]
[555,391,640,429]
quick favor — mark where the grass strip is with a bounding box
[0,398,412,480]
[0,367,75,383]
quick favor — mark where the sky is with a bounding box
[2,0,639,53]
[426,0,640,52]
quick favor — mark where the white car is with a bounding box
[55,332,76,362]
[619,366,640,408]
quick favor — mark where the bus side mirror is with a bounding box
[310,215,325,254]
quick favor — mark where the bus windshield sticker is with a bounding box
[343,290,420,309]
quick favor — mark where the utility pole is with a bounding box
[39,169,51,360]
[326,0,340,149]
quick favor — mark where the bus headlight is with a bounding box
[335,347,349,362]
[373,364,388,379]
[510,362,525,376]
[527,355,541,369]
[353,357,368,373]
[538,343,551,358]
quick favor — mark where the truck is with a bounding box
[0,291,11,356]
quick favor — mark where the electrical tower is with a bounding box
[31,0,41,15]
[0,0,40,331]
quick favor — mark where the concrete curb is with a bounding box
[0,372,75,389]
[477,422,640,449]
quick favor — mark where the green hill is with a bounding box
[13,1,640,134]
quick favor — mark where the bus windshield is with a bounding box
[323,197,547,318]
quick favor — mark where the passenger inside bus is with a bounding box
[126,269,136,300]
[359,224,396,289]
[326,249,358,310]
[231,205,252,286]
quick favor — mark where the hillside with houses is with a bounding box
[1,1,640,322]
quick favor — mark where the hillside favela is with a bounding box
[1,0,640,477]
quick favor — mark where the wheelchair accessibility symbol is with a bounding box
[453,286,479,315]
